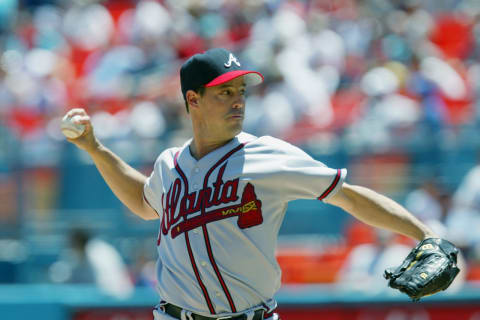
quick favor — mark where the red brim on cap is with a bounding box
[205,70,264,87]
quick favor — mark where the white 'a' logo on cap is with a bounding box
[224,53,241,68]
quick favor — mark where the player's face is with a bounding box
[196,77,247,139]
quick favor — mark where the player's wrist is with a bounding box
[421,230,438,240]
[84,138,103,155]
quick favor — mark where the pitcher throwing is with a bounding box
[64,48,458,320]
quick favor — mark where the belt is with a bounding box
[164,304,270,320]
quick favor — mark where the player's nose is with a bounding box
[232,94,245,109]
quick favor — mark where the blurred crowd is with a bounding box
[2,0,480,155]
[2,0,480,294]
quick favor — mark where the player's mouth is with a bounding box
[227,112,244,120]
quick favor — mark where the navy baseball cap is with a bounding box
[180,48,264,99]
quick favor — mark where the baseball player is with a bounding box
[65,48,438,320]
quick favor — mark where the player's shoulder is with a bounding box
[152,146,182,168]
[245,133,313,158]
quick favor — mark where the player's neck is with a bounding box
[190,132,236,160]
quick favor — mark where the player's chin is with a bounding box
[225,121,243,135]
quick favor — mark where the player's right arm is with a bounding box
[63,108,158,221]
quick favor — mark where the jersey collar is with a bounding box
[178,132,256,169]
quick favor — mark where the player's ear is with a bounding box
[186,90,200,109]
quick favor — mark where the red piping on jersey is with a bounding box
[317,169,342,201]
[200,143,246,313]
[174,151,216,315]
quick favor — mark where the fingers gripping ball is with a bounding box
[384,238,460,301]
[61,114,86,139]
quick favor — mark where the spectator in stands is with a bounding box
[446,159,480,256]
[49,228,134,298]
[404,178,451,238]
[336,225,412,294]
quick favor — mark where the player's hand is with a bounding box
[62,108,100,153]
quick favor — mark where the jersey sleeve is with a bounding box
[251,136,347,202]
[282,159,347,202]
[143,159,163,216]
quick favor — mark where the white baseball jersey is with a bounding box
[144,132,347,317]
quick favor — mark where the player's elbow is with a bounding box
[133,210,159,221]
[324,183,357,213]
[129,203,160,221]
[141,216,158,221]
[142,211,160,221]
[139,207,160,220]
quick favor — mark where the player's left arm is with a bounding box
[324,182,437,241]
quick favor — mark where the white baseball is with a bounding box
[61,114,86,139]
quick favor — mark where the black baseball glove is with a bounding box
[384,238,460,301]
